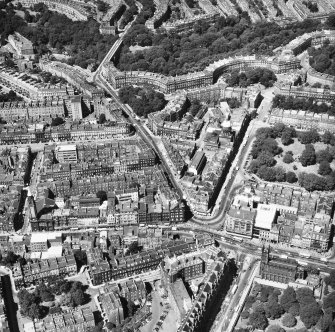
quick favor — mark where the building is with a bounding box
[269,108,335,133]
[21,255,76,286]
[20,0,90,21]
[163,252,205,282]
[188,151,206,176]
[253,204,277,238]
[55,145,77,164]
[33,307,94,331]
[8,32,34,59]
[168,279,192,323]
[70,95,83,120]
[260,246,304,284]
[226,207,256,238]
[274,85,335,102]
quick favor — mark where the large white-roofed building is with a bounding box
[254,204,277,238]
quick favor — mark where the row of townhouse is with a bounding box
[89,240,197,285]
[33,307,95,332]
[0,65,74,100]
[103,63,213,94]
[50,165,169,196]
[274,84,335,102]
[104,51,300,95]
[31,198,185,231]
[39,150,155,182]
[20,0,90,21]
[39,60,104,99]
[0,121,131,145]
[0,99,65,122]
[268,108,335,133]
[18,255,77,287]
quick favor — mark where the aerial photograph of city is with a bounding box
[2,0,335,331]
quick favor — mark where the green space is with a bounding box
[118,86,167,117]
[249,124,335,191]
[236,282,333,332]
[309,42,335,77]
[226,67,277,88]
[117,16,321,76]
[18,278,88,320]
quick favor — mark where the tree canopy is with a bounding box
[117,15,321,76]
[118,86,167,117]
[227,67,277,88]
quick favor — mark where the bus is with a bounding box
[299,252,311,259]
[231,284,238,295]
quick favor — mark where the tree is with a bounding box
[265,301,284,319]
[4,251,18,265]
[127,241,140,255]
[280,287,297,312]
[327,13,335,27]
[316,149,333,163]
[283,151,294,164]
[281,128,295,145]
[99,113,106,124]
[27,303,44,320]
[300,302,322,329]
[300,144,316,166]
[323,291,335,310]
[51,117,64,126]
[258,151,276,167]
[318,160,332,176]
[266,325,285,332]
[323,131,334,144]
[299,130,319,144]
[40,290,54,302]
[286,171,297,183]
[74,250,87,269]
[288,303,300,316]
[106,322,116,330]
[282,313,297,328]
[96,190,107,203]
[325,269,335,289]
[241,310,250,319]
[249,310,268,330]
[60,292,75,307]
[296,287,315,305]
[72,289,85,306]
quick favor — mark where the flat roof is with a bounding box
[56,145,76,152]
[255,204,277,230]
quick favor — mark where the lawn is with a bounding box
[275,138,335,176]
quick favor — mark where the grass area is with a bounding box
[275,138,335,175]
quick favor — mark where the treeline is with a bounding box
[0,90,23,102]
[273,95,335,116]
[227,67,277,88]
[309,42,335,77]
[0,2,118,69]
[118,86,167,117]
[117,15,321,76]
